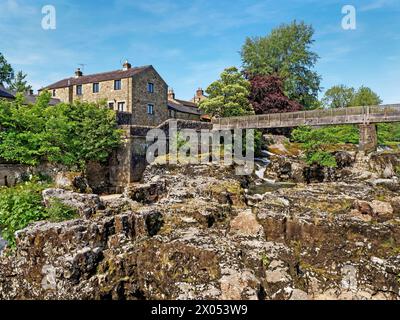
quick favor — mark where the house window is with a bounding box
[52,89,56,97]
[93,83,99,93]
[114,79,121,90]
[147,83,154,93]
[118,102,125,112]
[147,104,154,115]
[76,85,82,96]
[108,102,114,110]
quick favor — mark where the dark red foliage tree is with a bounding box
[249,75,303,114]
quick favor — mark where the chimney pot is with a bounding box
[75,68,83,78]
[196,88,204,97]
[168,88,175,100]
[123,60,132,70]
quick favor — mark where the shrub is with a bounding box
[0,92,123,170]
[292,125,358,167]
[45,198,78,222]
[0,181,78,247]
[0,182,49,246]
[306,151,337,168]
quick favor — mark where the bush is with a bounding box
[0,181,78,247]
[45,198,78,222]
[0,182,49,246]
[306,151,337,168]
[0,92,122,170]
[292,125,359,167]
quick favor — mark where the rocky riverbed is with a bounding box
[0,145,400,300]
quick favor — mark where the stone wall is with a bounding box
[131,67,169,127]
[359,124,378,153]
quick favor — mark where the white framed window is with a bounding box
[117,101,125,112]
[147,104,154,115]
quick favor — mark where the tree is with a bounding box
[350,86,382,106]
[322,85,355,109]
[249,75,303,114]
[241,21,321,108]
[0,92,122,170]
[9,71,32,93]
[0,52,14,87]
[198,67,254,118]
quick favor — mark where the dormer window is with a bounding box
[147,83,154,93]
[114,79,121,90]
[76,85,82,96]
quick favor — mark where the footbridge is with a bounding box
[212,104,400,152]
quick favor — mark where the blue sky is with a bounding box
[1,0,399,103]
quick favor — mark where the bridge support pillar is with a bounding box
[359,124,378,153]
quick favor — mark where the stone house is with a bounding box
[167,88,202,121]
[42,62,169,126]
[0,85,60,105]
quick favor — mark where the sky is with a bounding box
[0,0,399,103]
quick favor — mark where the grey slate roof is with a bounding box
[0,85,14,99]
[168,99,202,115]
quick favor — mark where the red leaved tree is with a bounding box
[249,75,303,114]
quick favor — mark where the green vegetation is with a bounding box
[323,85,382,109]
[0,91,122,170]
[292,125,359,167]
[45,198,78,223]
[0,180,49,247]
[198,67,254,118]
[0,180,78,247]
[241,21,321,108]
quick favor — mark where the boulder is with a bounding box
[370,200,393,217]
[229,209,263,238]
[42,189,104,219]
[335,151,354,169]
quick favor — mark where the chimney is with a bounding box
[168,88,175,100]
[75,68,83,78]
[123,60,132,70]
[196,87,204,97]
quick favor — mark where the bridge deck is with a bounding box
[212,104,400,130]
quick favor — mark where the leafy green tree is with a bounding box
[322,85,355,109]
[9,70,32,93]
[199,67,254,118]
[0,52,14,87]
[350,86,382,107]
[241,21,321,108]
[0,92,122,170]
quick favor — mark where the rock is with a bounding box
[229,209,263,238]
[289,289,310,300]
[335,151,354,169]
[353,200,374,216]
[0,234,7,254]
[265,269,291,284]
[42,189,104,219]
[390,197,400,216]
[369,179,399,192]
[124,182,166,204]
[370,200,393,216]
[220,269,260,300]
